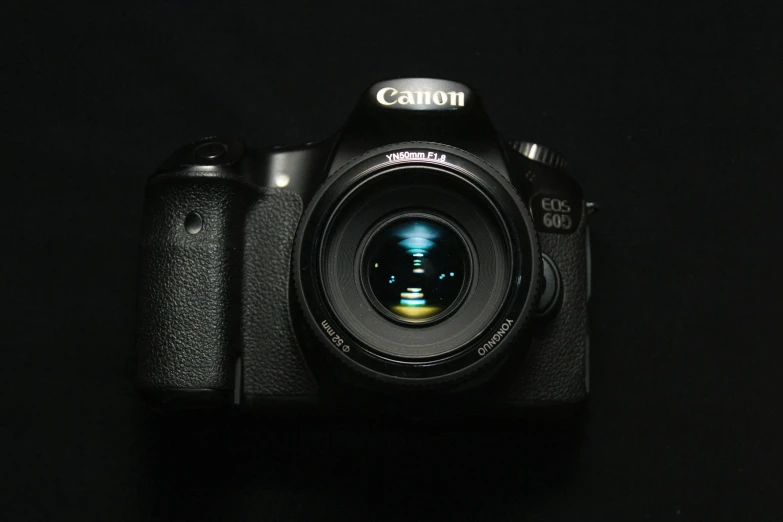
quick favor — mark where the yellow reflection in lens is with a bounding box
[390,305,444,319]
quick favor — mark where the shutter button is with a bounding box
[194,141,228,160]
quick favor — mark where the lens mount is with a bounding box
[293,143,540,388]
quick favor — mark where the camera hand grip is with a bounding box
[135,175,252,407]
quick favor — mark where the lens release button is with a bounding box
[536,254,562,318]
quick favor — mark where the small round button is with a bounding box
[184,212,203,234]
[194,141,227,160]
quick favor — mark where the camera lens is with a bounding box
[363,215,471,324]
[294,145,541,386]
[314,167,513,361]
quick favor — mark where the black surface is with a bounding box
[136,177,247,393]
[2,1,782,521]
[241,189,319,397]
[502,209,589,404]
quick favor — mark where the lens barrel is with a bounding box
[294,144,540,387]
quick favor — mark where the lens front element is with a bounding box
[364,215,470,324]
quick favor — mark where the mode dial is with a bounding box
[509,141,567,169]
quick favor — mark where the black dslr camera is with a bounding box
[136,78,593,416]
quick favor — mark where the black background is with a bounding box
[3,1,782,520]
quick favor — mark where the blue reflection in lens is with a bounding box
[367,218,466,321]
[394,222,440,240]
[398,237,435,250]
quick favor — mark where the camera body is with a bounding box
[135,78,592,416]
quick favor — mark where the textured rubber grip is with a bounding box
[240,188,320,397]
[135,176,252,396]
[501,204,590,405]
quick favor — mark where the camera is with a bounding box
[135,78,593,416]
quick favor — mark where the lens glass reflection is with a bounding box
[365,217,468,322]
